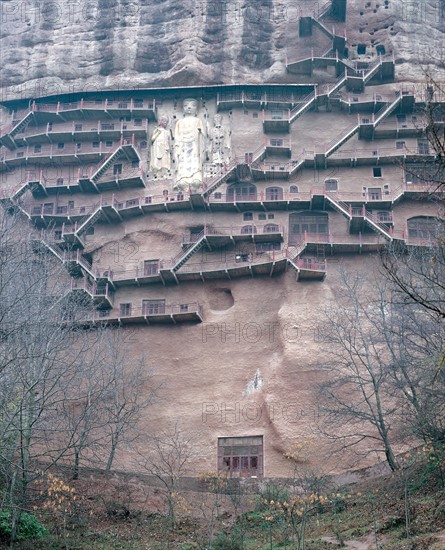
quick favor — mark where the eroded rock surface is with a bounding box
[1,0,444,100]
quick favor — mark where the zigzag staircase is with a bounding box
[91,146,127,183]
[289,92,317,124]
[37,235,66,263]
[202,160,238,198]
[312,18,335,40]
[74,205,103,237]
[363,58,383,84]
[373,93,403,127]
[173,231,207,272]
[325,193,352,220]
[0,111,34,149]
[363,209,393,240]
[325,122,359,158]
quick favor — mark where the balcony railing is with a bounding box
[87,302,203,321]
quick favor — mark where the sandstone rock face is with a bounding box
[0,0,444,100]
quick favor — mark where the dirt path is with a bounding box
[322,533,386,549]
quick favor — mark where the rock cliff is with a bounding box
[0,0,444,101]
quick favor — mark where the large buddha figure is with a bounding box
[174,98,205,192]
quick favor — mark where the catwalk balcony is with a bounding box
[206,190,312,211]
[214,90,263,110]
[251,161,294,179]
[81,164,146,191]
[215,89,309,111]
[108,261,165,287]
[110,191,194,217]
[262,110,290,133]
[292,231,387,254]
[77,302,204,326]
[294,256,327,280]
[12,98,157,126]
[0,141,115,170]
[29,202,99,227]
[70,278,114,309]
[265,138,292,157]
[175,249,289,281]
[326,146,420,167]
[8,119,148,149]
[180,224,284,249]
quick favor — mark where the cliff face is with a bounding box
[0,0,443,100]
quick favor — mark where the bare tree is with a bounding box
[0,208,98,540]
[316,268,400,471]
[101,335,159,473]
[317,263,445,472]
[137,424,197,528]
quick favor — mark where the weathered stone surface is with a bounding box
[1,0,444,100]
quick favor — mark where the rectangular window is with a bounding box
[218,436,263,477]
[376,211,392,222]
[105,140,113,147]
[134,118,142,126]
[113,163,123,175]
[134,100,143,108]
[373,167,382,177]
[43,203,54,214]
[258,213,266,220]
[56,177,64,185]
[34,144,41,153]
[270,138,284,147]
[74,124,83,131]
[119,303,132,316]
[243,212,253,221]
[101,123,115,130]
[417,140,430,155]
[143,260,159,276]
[396,140,406,150]
[57,143,64,149]
[92,141,99,148]
[325,179,338,191]
[368,187,382,200]
[56,206,68,214]
[271,110,284,120]
[142,299,166,315]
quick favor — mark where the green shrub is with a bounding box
[211,530,244,550]
[0,510,47,542]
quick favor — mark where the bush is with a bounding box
[211,530,244,549]
[256,481,289,511]
[0,510,47,542]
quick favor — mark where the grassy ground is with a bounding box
[7,459,445,549]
